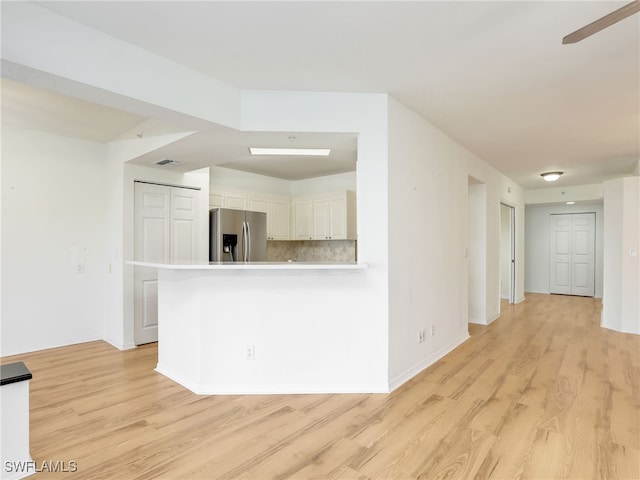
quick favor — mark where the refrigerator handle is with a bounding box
[246,221,251,261]
[242,222,247,262]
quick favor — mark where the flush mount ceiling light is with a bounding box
[541,171,563,182]
[249,147,331,156]
[566,201,576,205]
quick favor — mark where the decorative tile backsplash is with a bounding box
[267,240,357,263]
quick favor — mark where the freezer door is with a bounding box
[210,208,246,262]
[245,210,267,261]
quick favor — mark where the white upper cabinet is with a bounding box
[293,199,313,240]
[225,194,247,210]
[248,197,269,214]
[209,191,247,210]
[329,196,348,239]
[268,199,291,240]
[210,186,355,241]
[296,191,356,240]
[209,193,223,209]
[312,199,331,239]
[249,195,291,240]
[314,192,356,240]
[211,188,291,240]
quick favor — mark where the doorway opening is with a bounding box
[500,203,516,305]
[468,176,487,324]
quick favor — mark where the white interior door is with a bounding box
[550,213,595,297]
[170,187,199,263]
[570,213,596,297]
[134,182,170,345]
[134,182,200,345]
[500,204,516,303]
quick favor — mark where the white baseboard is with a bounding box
[156,364,389,395]
[387,332,470,392]
[102,337,137,351]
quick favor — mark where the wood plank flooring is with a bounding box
[2,293,638,479]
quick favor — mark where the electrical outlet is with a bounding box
[246,345,255,360]
[431,325,435,337]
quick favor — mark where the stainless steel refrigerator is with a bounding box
[209,208,267,262]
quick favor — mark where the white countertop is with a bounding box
[127,260,368,270]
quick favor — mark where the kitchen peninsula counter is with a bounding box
[127,260,385,395]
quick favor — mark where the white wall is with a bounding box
[1,125,106,355]
[241,90,391,389]
[602,177,640,334]
[209,167,356,199]
[526,184,604,205]
[386,98,525,387]
[525,202,604,298]
[459,148,526,315]
[291,172,357,196]
[209,166,291,196]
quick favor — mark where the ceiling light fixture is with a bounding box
[566,201,575,205]
[541,171,563,182]
[249,147,331,156]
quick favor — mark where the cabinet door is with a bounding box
[209,193,223,209]
[294,200,313,240]
[248,197,269,213]
[313,199,331,239]
[269,200,291,240]
[329,197,347,239]
[225,194,247,210]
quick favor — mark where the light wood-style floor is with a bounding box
[2,293,638,479]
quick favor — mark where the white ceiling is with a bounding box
[5,1,640,188]
[128,130,358,181]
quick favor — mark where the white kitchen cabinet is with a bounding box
[330,196,348,239]
[209,193,223,209]
[210,190,247,210]
[269,199,291,240]
[312,199,331,239]
[311,191,356,240]
[249,196,291,240]
[293,200,313,240]
[210,186,355,241]
[225,194,247,210]
[294,191,356,240]
[248,197,269,214]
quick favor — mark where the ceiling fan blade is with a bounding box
[562,0,640,44]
